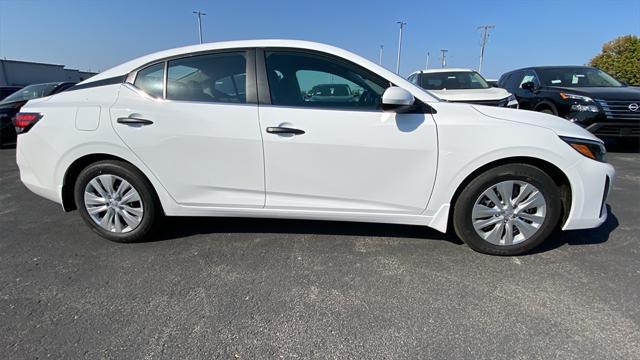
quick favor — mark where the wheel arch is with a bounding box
[533,101,558,115]
[61,153,164,213]
[447,156,572,232]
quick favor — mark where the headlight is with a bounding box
[560,136,606,162]
[570,104,599,112]
[505,94,518,108]
[559,92,594,102]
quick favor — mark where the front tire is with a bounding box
[452,164,561,255]
[74,160,160,243]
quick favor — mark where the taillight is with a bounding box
[13,112,42,134]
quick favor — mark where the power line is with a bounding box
[396,21,407,74]
[477,24,495,74]
[193,11,207,44]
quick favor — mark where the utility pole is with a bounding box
[193,11,207,44]
[477,24,495,74]
[396,21,407,74]
[425,51,430,70]
[440,49,448,68]
[379,45,384,66]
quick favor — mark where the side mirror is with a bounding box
[521,81,536,91]
[381,87,415,112]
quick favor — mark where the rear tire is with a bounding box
[452,164,561,255]
[74,160,160,243]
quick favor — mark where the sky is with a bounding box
[0,0,638,79]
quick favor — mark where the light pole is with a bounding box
[425,51,430,70]
[379,45,384,66]
[396,21,406,74]
[193,11,207,44]
[477,24,495,74]
[440,49,448,68]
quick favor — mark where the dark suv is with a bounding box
[498,66,640,138]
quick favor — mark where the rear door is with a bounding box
[110,50,265,207]
[257,49,438,214]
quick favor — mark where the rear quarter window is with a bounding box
[134,63,165,98]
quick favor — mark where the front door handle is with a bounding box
[117,117,154,125]
[266,126,305,135]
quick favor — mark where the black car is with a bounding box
[0,86,24,101]
[498,66,640,138]
[0,82,75,147]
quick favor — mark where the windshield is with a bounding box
[537,68,624,87]
[420,71,490,90]
[0,83,60,103]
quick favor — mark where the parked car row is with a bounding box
[0,82,76,147]
[408,66,639,139]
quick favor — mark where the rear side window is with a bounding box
[166,52,247,104]
[134,63,165,98]
[500,71,521,91]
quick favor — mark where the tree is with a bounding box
[589,35,640,86]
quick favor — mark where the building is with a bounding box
[0,59,96,86]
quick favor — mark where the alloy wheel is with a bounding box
[472,180,547,246]
[83,174,144,233]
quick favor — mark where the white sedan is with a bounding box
[14,40,614,255]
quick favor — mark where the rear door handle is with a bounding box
[266,126,305,135]
[117,117,154,125]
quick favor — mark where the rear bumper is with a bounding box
[16,138,63,205]
[562,157,615,230]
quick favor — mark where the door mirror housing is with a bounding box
[381,87,415,112]
[521,81,536,91]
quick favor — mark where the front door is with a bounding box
[258,50,438,214]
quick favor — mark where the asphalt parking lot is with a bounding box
[1,145,639,359]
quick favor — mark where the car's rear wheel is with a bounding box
[453,164,561,255]
[74,160,159,243]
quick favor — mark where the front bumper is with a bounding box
[562,157,615,231]
[570,111,640,138]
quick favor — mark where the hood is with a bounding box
[428,87,511,101]
[546,86,640,100]
[472,105,601,142]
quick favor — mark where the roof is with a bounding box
[79,39,439,102]
[0,59,65,67]
[411,68,476,75]
[505,65,596,73]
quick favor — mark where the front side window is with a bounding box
[519,71,540,88]
[167,52,247,103]
[134,63,165,98]
[419,71,490,90]
[265,51,388,110]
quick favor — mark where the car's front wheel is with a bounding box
[74,160,160,243]
[453,164,562,255]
